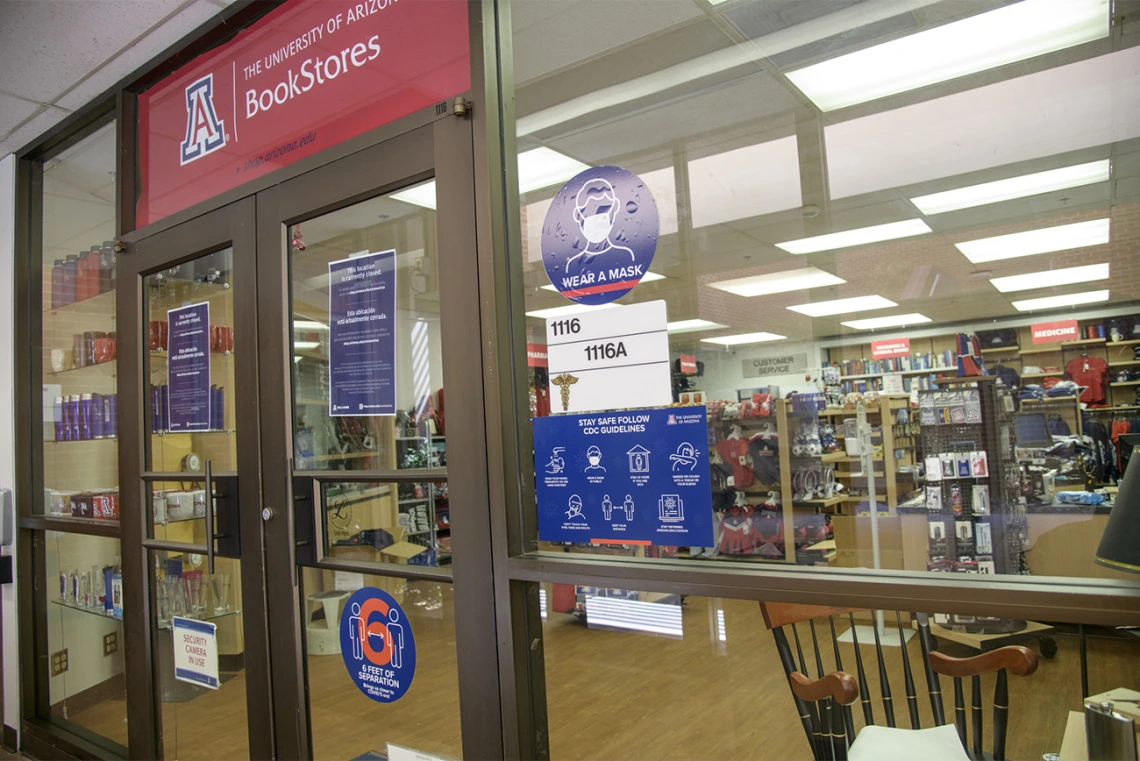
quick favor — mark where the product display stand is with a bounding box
[919,378,1031,632]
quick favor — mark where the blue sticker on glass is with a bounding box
[533,407,714,545]
[340,587,416,703]
[167,302,211,432]
[328,250,397,417]
[541,165,658,305]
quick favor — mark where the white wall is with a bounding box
[694,340,824,401]
[0,153,19,739]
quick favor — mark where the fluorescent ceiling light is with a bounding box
[777,219,931,255]
[990,263,1110,293]
[517,147,590,194]
[842,313,932,330]
[788,295,896,317]
[701,332,787,346]
[515,0,944,135]
[955,218,1110,263]
[1011,289,1109,312]
[391,181,437,210]
[293,341,321,351]
[293,319,328,330]
[911,160,1110,215]
[708,267,845,297]
[667,319,728,333]
[394,148,589,210]
[524,303,618,320]
[785,0,1109,112]
[542,271,665,292]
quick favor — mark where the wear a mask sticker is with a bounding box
[541,165,659,306]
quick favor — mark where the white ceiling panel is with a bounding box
[54,0,224,112]
[825,45,1140,200]
[0,92,41,142]
[0,104,71,157]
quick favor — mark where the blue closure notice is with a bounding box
[167,302,211,432]
[340,587,416,703]
[533,407,714,545]
[328,250,397,416]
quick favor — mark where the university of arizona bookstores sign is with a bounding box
[139,0,470,225]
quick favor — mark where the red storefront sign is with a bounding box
[1031,319,1079,344]
[527,343,548,368]
[871,338,910,359]
[138,0,470,226]
[679,354,697,374]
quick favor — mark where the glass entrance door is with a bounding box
[118,198,273,759]
[255,117,503,759]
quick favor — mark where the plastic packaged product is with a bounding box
[54,396,63,441]
[76,251,93,301]
[80,393,93,440]
[62,254,78,305]
[68,395,81,441]
[111,568,123,619]
[73,333,87,368]
[51,260,65,309]
[91,394,104,439]
[69,569,80,604]
[103,567,114,612]
[98,242,113,293]
[107,394,117,437]
[103,241,117,289]
[59,570,68,601]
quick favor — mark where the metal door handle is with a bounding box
[204,459,215,574]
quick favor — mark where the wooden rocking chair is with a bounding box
[760,602,1039,761]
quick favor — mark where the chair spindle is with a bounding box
[993,669,1009,761]
[773,627,820,759]
[791,623,824,757]
[847,613,875,727]
[895,611,921,729]
[870,613,896,728]
[952,677,967,749]
[971,674,984,760]
[915,613,946,726]
[829,617,856,747]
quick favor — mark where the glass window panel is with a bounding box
[301,571,461,759]
[322,481,450,567]
[145,248,237,474]
[41,121,119,524]
[44,531,127,753]
[508,0,1140,587]
[537,584,1140,761]
[151,548,247,760]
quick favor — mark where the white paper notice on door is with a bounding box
[172,617,219,690]
[545,300,672,414]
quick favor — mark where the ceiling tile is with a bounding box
[54,0,222,112]
[0,105,71,157]
[0,92,41,142]
[0,1,190,104]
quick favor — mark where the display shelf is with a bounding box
[839,367,952,381]
[1109,360,1140,368]
[51,599,122,621]
[1019,346,1063,355]
[395,436,429,441]
[40,514,119,529]
[398,498,430,505]
[822,453,882,463]
[153,429,236,436]
[157,608,243,630]
[934,376,996,385]
[1110,381,1140,388]
[1107,339,1140,347]
[980,346,1020,354]
[45,436,118,445]
[312,451,377,462]
[1061,337,1107,347]
[1020,396,1079,404]
[794,495,846,509]
[1022,372,1064,379]
[1087,405,1140,412]
[835,470,885,478]
[43,288,116,315]
[47,360,116,377]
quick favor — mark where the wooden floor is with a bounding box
[65,584,1140,760]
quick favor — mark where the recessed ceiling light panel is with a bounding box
[911,160,1110,215]
[787,295,897,317]
[701,332,787,346]
[955,218,1110,263]
[841,313,932,330]
[667,319,728,333]
[785,0,1109,112]
[777,219,932,254]
[708,267,845,297]
[990,263,1109,293]
[1011,289,1109,312]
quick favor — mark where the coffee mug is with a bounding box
[94,337,116,364]
[51,349,68,372]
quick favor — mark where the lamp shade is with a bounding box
[1095,438,1140,574]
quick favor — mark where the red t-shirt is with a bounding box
[1066,356,1109,403]
[716,437,754,488]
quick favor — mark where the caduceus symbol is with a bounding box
[550,373,579,411]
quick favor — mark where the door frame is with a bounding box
[118,197,275,759]
[254,114,504,759]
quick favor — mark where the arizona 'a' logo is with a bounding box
[180,74,226,165]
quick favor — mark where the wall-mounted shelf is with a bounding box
[980,346,1020,354]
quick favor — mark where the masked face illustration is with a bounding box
[580,204,615,243]
[574,179,619,245]
[587,446,602,467]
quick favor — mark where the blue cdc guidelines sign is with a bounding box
[541,165,659,306]
[340,587,416,703]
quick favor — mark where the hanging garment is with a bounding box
[1047,416,1071,436]
[747,434,780,486]
[716,437,754,488]
[1066,355,1109,404]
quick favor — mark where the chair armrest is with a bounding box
[790,670,860,705]
[928,645,1039,678]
